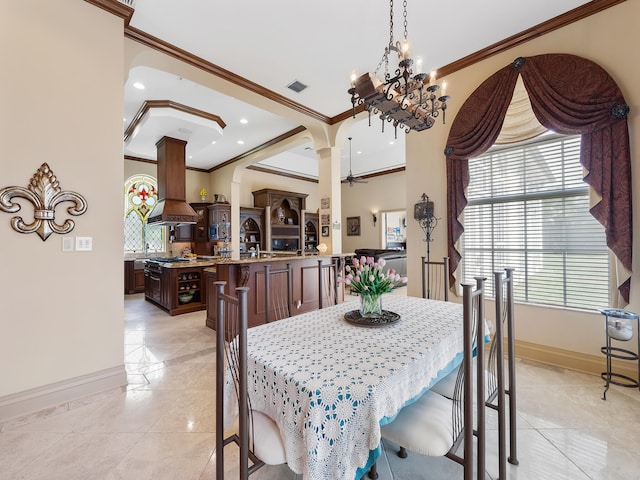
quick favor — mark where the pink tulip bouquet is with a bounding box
[340,256,407,296]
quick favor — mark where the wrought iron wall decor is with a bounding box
[414,193,438,261]
[0,163,88,241]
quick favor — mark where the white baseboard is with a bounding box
[513,339,638,379]
[0,365,127,423]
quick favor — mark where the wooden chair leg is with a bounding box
[398,446,408,458]
[367,462,378,479]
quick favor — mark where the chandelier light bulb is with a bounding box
[441,81,448,97]
[416,56,423,74]
[350,70,357,86]
[430,68,437,85]
[401,39,410,59]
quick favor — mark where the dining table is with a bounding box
[223,294,466,480]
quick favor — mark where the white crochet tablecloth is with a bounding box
[224,295,464,480]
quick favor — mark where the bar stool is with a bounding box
[600,308,640,400]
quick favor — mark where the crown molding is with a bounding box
[208,126,307,173]
[246,165,318,184]
[330,0,626,123]
[124,155,210,173]
[437,0,626,78]
[124,26,331,125]
[360,166,406,180]
[123,99,226,142]
[84,0,133,26]
[87,0,625,124]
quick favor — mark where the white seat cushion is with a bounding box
[232,410,287,465]
[380,390,453,457]
[430,358,497,401]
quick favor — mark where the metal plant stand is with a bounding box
[600,308,640,400]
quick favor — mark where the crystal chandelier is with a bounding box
[348,0,450,136]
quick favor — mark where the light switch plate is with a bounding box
[75,236,92,251]
[62,237,74,252]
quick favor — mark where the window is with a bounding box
[461,135,609,309]
[124,175,165,254]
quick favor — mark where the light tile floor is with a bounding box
[2,292,640,479]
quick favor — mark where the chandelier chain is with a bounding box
[403,0,408,41]
[389,0,394,48]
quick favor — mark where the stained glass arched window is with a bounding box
[124,175,165,253]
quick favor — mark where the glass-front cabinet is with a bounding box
[239,207,263,257]
[304,212,319,252]
[252,189,308,253]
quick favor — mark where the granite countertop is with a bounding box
[207,253,350,265]
[124,256,220,269]
[157,259,218,269]
[126,252,351,269]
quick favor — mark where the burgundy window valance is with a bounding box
[445,54,632,302]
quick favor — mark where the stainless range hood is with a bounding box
[147,136,198,226]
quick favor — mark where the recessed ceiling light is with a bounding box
[188,155,193,159]
[389,141,395,145]
[133,82,145,90]
[237,140,245,145]
[357,151,362,154]
[123,118,126,122]
[211,140,216,144]
[240,118,248,124]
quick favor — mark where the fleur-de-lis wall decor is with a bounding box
[0,163,88,241]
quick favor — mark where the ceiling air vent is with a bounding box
[287,80,308,93]
[117,0,135,6]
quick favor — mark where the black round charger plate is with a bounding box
[344,309,401,327]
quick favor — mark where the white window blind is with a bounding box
[461,135,609,310]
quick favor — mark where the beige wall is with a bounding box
[405,1,639,359]
[341,171,406,253]
[0,0,126,405]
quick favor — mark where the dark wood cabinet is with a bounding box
[239,207,263,256]
[206,256,344,330]
[125,260,146,294]
[304,213,319,252]
[133,269,145,292]
[173,223,193,242]
[208,202,231,241]
[144,262,211,316]
[144,264,164,303]
[190,202,212,255]
[252,189,308,252]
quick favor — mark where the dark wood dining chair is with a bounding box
[214,281,287,480]
[421,256,449,301]
[488,268,518,476]
[264,263,293,322]
[317,258,339,309]
[370,277,487,480]
[430,268,518,479]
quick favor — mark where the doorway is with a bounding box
[382,210,406,250]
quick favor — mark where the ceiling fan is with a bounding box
[342,137,367,187]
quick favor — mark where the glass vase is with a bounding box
[360,293,382,317]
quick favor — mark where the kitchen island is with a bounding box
[204,254,347,331]
[143,257,218,316]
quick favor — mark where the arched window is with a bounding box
[446,54,632,306]
[124,175,165,254]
